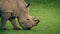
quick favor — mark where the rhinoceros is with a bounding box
[0,0,40,30]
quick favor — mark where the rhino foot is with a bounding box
[0,28,7,30]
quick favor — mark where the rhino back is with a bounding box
[0,0,17,12]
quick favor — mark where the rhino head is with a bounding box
[18,16,40,30]
[18,3,40,30]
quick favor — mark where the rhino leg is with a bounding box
[9,17,20,30]
[0,12,11,30]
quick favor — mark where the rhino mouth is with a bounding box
[23,27,31,30]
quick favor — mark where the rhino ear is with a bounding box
[26,3,30,8]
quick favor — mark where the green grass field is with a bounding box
[0,0,60,34]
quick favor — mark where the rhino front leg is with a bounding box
[9,17,20,30]
[0,12,11,30]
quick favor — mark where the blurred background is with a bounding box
[0,0,60,34]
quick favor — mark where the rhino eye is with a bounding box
[27,19,29,20]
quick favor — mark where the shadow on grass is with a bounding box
[0,29,39,34]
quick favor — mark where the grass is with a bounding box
[0,1,60,34]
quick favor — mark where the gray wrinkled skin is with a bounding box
[0,0,40,30]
